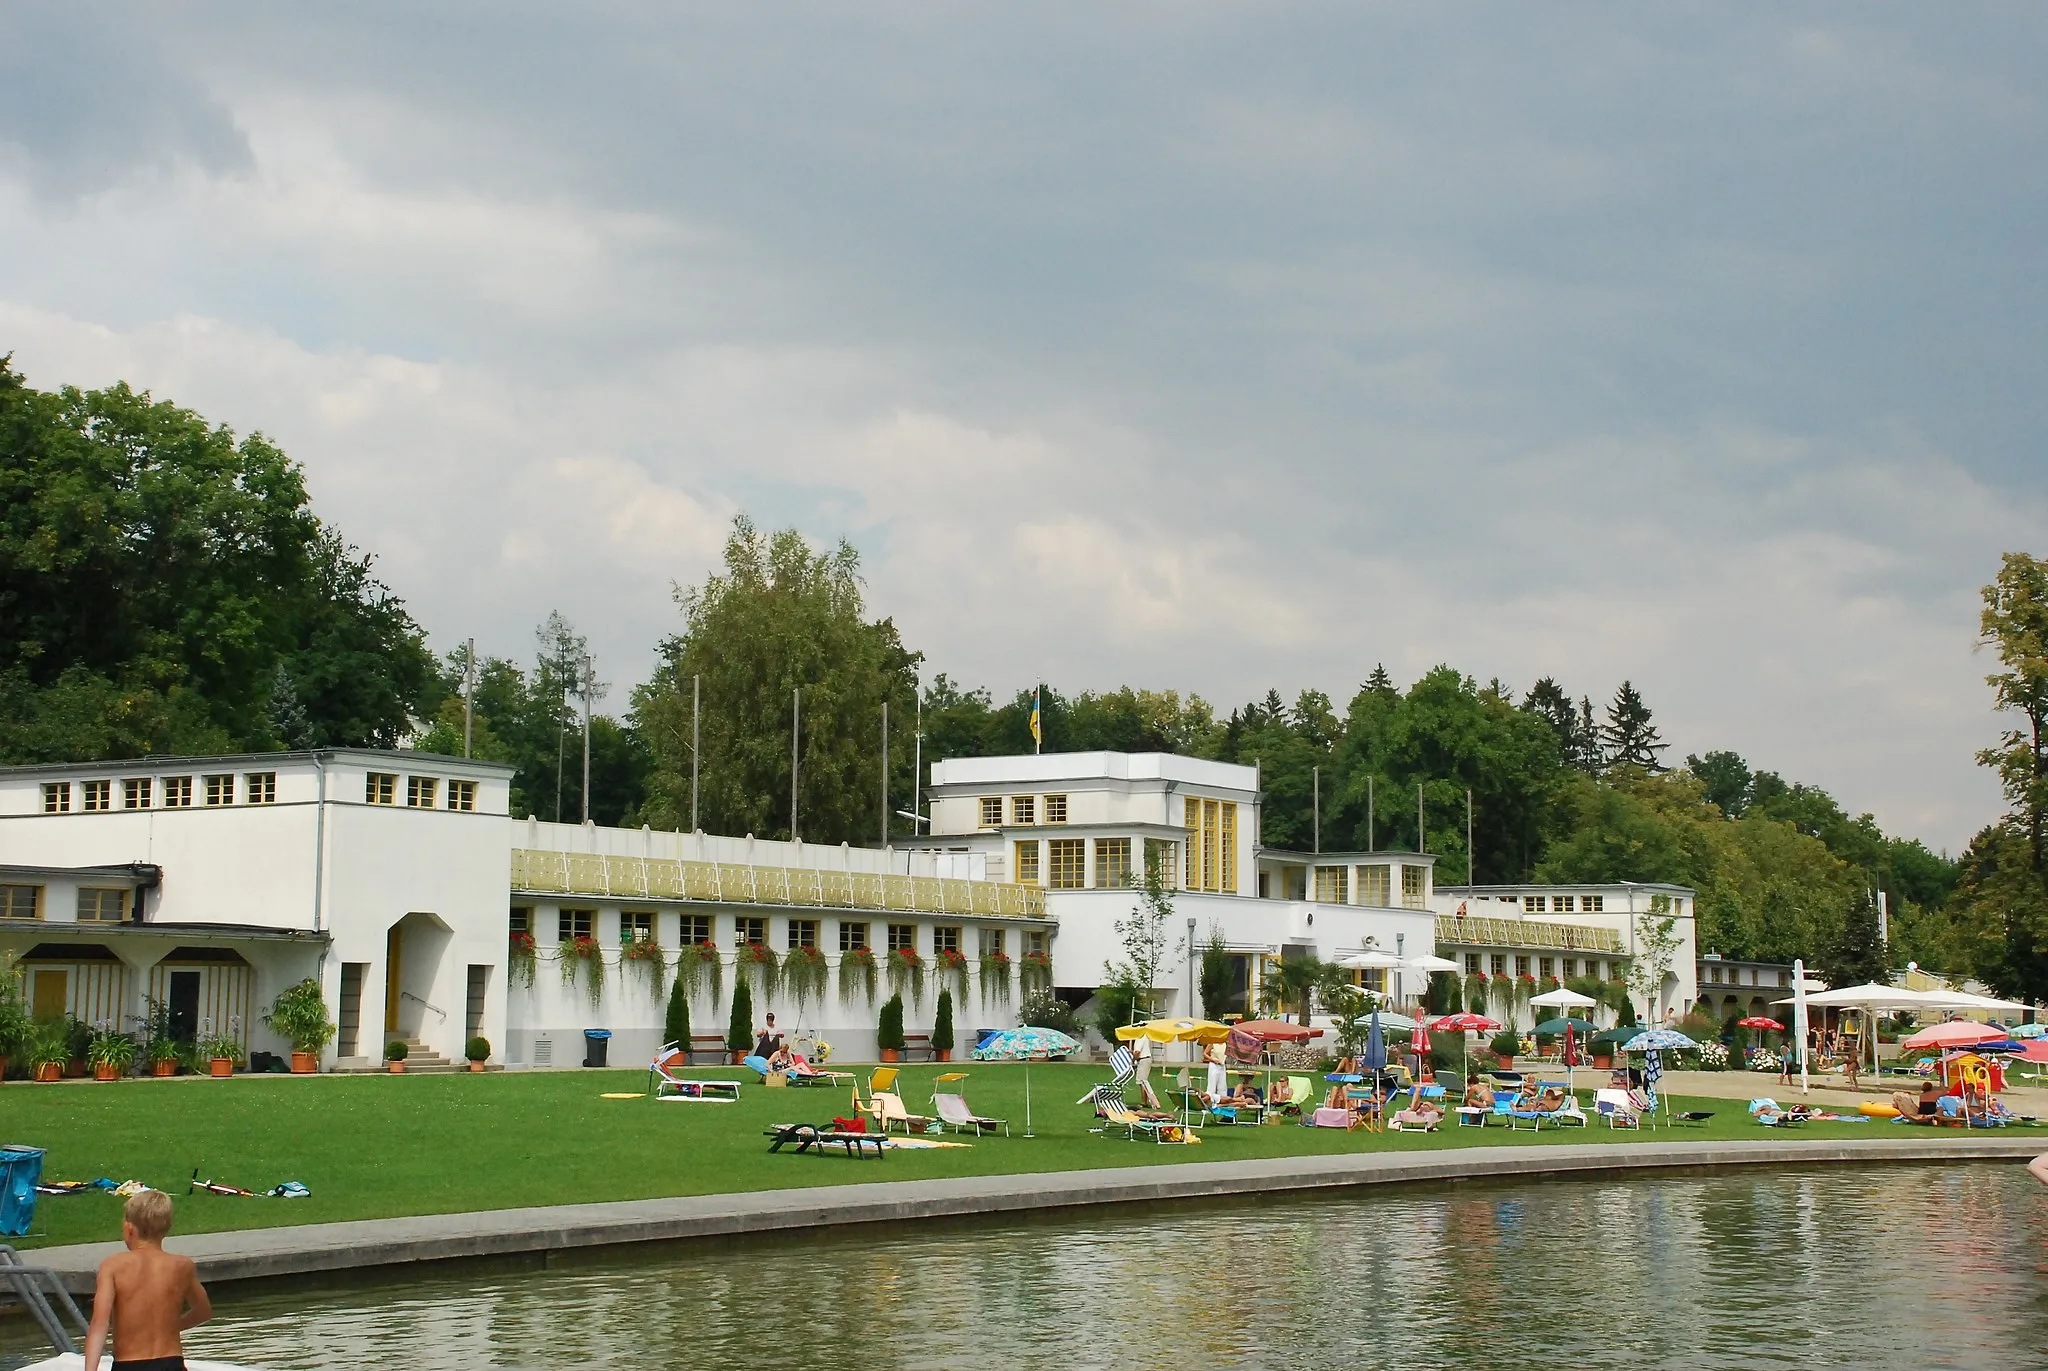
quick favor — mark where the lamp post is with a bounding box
[1187,915,1199,1062]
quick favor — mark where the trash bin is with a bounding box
[582,1029,612,1068]
[0,1146,46,1237]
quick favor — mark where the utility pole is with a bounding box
[554,696,566,823]
[579,654,593,824]
[790,687,800,842]
[912,692,923,831]
[1417,782,1425,854]
[690,673,700,833]
[1368,776,1375,851]
[462,637,475,759]
[1312,766,1321,855]
[880,700,889,846]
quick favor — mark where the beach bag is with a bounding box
[832,1116,867,1133]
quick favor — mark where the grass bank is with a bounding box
[1,1063,1930,1250]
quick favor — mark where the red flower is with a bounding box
[509,931,536,952]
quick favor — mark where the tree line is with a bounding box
[5,360,2043,999]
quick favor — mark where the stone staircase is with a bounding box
[392,1037,459,1073]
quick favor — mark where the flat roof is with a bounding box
[929,751,1258,791]
[0,862,154,882]
[1440,881,1696,897]
[0,748,516,780]
[0,920,329,943]
[1260,849,1435,865]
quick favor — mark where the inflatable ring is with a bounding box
[1859,1102,1900,1118]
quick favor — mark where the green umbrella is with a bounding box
[1590,1025,1644,1047]
[1534,1017,1598,1036]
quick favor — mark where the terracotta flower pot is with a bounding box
[1591,1052,1613,1070]
[934,1049,952,1063]
[880,1048,900,1063]
[1495,1055,1515,1069]
[290,1052,317,1074]
[34,1062,63,1082]
[388,1061,405,1074]
[94,1063,120,1082]
[210,1058,233,1078]
[467,1061,485,1073]
[152,1060,176,1077]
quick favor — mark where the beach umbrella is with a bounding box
[1410,1021,1430,1075]
[1363,1010,1387,1073]
[1642,1046,1666,1127]
[1115,1018,1232,1044]
[2009,1023,2045,1040]
[1405,954,1462,973]
[1533,1016,1598,1036]
[1529,987,1597,1010]
[1737,1016,1784,1031]
[1620,1028,1696,1053]
[1349,1010,1420,1032]
[1233,1018,1324,1042]
[1430,1012,1499,1080]
[1899,1021,2007,1053]
[1340,950,1405,970]
[973,1026,1080,1138]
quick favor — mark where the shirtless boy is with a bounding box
[82,1190,211,1370]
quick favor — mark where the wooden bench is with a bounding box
[901,1033,933,1062]
[687,1034,731,1065]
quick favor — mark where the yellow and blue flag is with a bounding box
[1029,686,1042,752]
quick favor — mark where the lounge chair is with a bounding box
[1077,1046,1136,1104]
[1279,1076,1314,1118]
[1595,1088,1641,1129]
[785,1054,855,1087]
[932,1073,1008,1136]
[851,1067,903,1128]
[648,1047,742,1102]
[1091,1084,1183,1141]
[869,1091,933,1135]
[1510,1083,1585,1130]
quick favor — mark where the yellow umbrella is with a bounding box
[1115,1018,1232,1044]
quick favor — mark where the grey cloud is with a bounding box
[0,6,252,195]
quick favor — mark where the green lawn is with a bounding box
[0,1063,1914,1250]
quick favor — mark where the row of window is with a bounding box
[1514,893,1603,913]
[1702,964,1790,988]
[41,773,276,814]
[1310,863,1430,909]
[1009,836,1180,890]
[1462,952,1614,981]
[977,793,1070,828]
[512,906,1048,958]
[364,774,477,811]
[0,884,130,922]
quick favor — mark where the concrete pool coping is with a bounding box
[25,1133,2042,1293]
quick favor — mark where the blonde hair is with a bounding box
[124,1189,173,1241]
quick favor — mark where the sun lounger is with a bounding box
[932,1074,1008,1136]
[1595,1088,1641,1129]
[649,1050,742,1102]
[1077,1046,1136,1104]
[785,1054,855,1087]
[868,1090,933,1135]
[764,1123,886,1159]
[1280,1076,1313,1118]
[1091,1084,1187,1141]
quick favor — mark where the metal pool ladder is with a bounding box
[0,1244,90,1355]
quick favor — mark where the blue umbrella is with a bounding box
[1620,1028,1696,1053]
[1364,1009,1387,1073]
[973,1027,1079,1138]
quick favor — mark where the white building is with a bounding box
[1433,881,1701,1027]
[912,752,1440,1019]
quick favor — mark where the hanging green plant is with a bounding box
[978,949,1013,1007]
[838,945,878,1007]
[674,940,723,1004]
[885,947,926,1007]
[508,931,538,990]
[783,945,829,1009]
[935,947,970,1000]
[1018,949,1053,996]
[559,935,606,1007]
[620,938,668,1002]
[736,941,780,998]
[1465,971,1489,1014]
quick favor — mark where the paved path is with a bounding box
[23,1133,2040,1293]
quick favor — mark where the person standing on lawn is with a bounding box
[83,1190,212,1371]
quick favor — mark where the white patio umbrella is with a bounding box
[1405,954,1462,973]
[1340,950,1405,969]
[1529,987,1597,1009]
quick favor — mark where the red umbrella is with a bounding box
[1900,1022,2006,1053]
[1430,1013,1500,1032]
[1737,1016,1784,1031]
[1231,1019,1325,1042]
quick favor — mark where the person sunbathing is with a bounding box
[1531,1086,1567,1112]
[1892,1082,1943,1124]
[1464,1082,1495,1110]
[1511,1082,1543,1111]
[1228,1075,1265,1108]
[1391,1095,1445,1131]
[766,1045,793,1072]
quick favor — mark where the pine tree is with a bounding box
[1572,696,1604,773]
[1602,681,1666,771]
[664,968,691,1050]
[725,977,753,1054]
[1363,664,1396,698]
[269,664,316,749]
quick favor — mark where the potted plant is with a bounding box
[877,993,906,1063]
[932,988,955,1063]
[1489,1027,1521,1069]
[725,976,754,1064]
[202,1026,243,1077]
[262,977,335,1073]
[145,1036,180,1077]
[385,1040,410,1074]
[465,1036,491,1072]
[88,1024,136,1081]
[28,1019,70,1082]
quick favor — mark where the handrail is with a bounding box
[0,1246,89,1354]
[1434,914,1623,953]
[399,990,448,1022]
[510,849,1052,921]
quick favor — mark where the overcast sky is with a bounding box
[4,4,2043,851]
